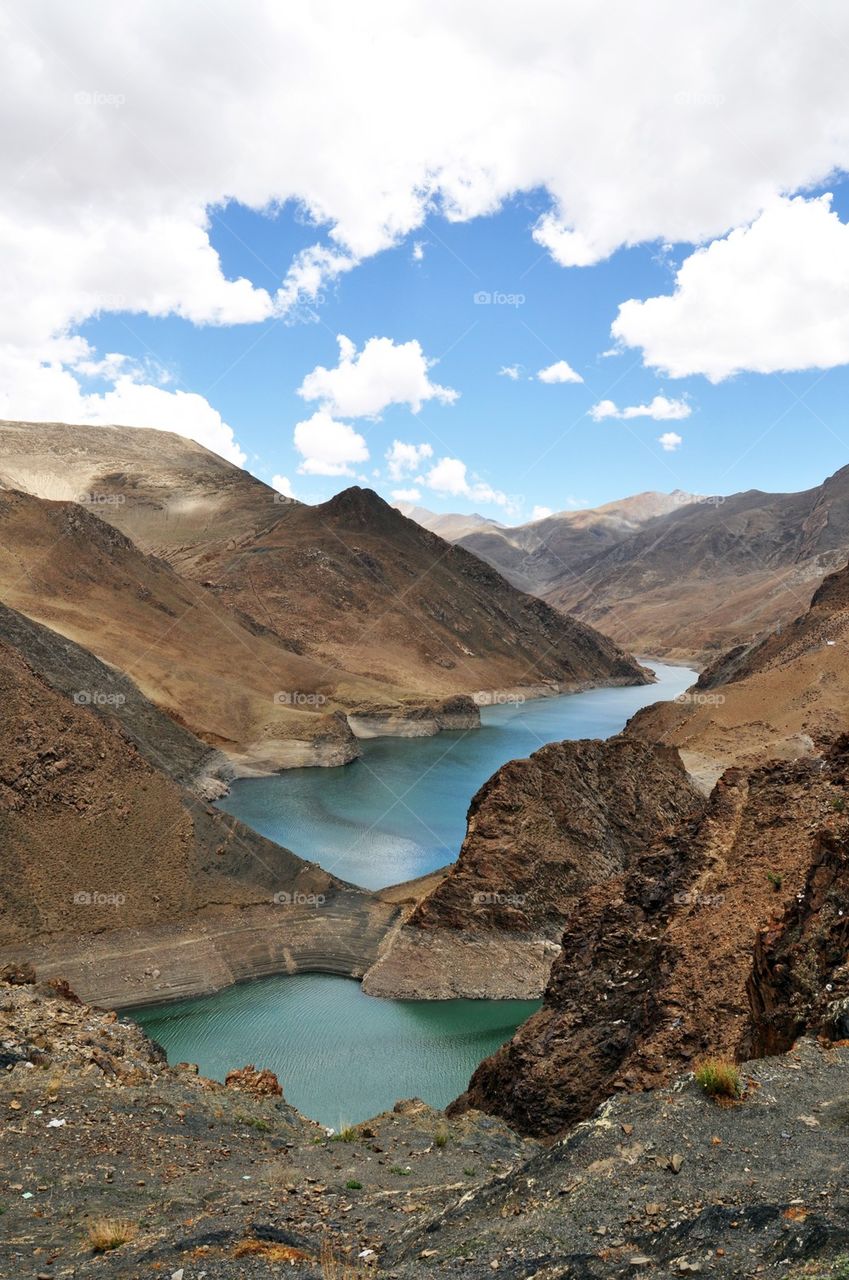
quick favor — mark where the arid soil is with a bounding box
[628,559,849,786]
[363,738,704,998]
[454,743,849,1140]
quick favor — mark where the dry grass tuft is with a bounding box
[694,1057,742,1100]
[86,1218,138,1253]
[321,1240,374,1278]
[233,1238,311,1262]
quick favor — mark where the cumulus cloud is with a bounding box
[425,456,515,511]
[658,432,683,451]
[392,486,422,502]
[271,474,294,497]
[385,440,434,479]
[499,364,521,380]
[612,195,849,380]
[531,505,553,520]
[590,394,691,421]
[293,410,369,475]
[6,3,849,449]
[298,335,457,418]
[537,359,583,384]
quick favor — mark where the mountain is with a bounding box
[449,490,698,594]
[628,556,849,787]
[393,502,505,541]
[454,740,849,1140]
[549,467,849,659]
[0,421,650,709]
[363,737,703,998]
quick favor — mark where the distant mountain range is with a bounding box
[399,473,849,660]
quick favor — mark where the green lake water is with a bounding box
[134,661,695,1126]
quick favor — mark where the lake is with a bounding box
[134,661,695,1125]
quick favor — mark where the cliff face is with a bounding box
[362,737,705,998]
[454,743,849,1139]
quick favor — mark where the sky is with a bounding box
[3,2,849,523]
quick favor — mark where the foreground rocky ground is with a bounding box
[3,972,849,1279]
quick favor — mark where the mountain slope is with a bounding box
[628,557,849,785]
[549,467,849,659]
[0,420,650,702]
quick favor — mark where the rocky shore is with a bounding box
[3,972,849,1279]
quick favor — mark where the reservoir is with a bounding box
[135,662,695,1125]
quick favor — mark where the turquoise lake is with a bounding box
[135,661,695,1126]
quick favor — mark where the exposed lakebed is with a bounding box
[136,662,695,1125]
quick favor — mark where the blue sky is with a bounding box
[77,181,849,520]
[6,2,849,523]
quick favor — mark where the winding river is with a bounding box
[135,661,695,1125]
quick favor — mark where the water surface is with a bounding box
[218,660,694,888]
[136,662,696,1125]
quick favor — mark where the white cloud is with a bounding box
[6,4,849,448]
[590,394,691,421]
[531,505,553,520]
[425,456,515,512]
[0,346,246,463]
[293,409,369,475]
[392,486,422,502]
[537,360,583,384]
[298,335,457,418]
[385,440,433,480]
[658,432,683,451]
[613,195,849,380]
[412,241,425,261]
[271,473,294,497]
[499,364,521,380]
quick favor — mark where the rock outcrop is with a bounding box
[363,737,705,998]
[454,742,849,1138]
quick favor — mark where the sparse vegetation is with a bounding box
[434,1130,448,1148]
[463,1166,477,1177]
[833,797,846,813]
[345,1178,362,1189]
[332,1125,358,1143]
[695,1058,742,1100]
[86,1218,138,1253]
[767,870,784,892]
[320,1240,373,1278]
[389,1164,411,1176]
[236,1112,271,1132]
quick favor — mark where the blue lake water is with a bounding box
[135,661,695,1125]
[217,661,695,889]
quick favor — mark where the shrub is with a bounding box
[434,1130,448,1148]
[695,1058,742,1099]
[767,870,784,891]
[345,1178,362,1190]
[332,1125,357,1143]
[86,1219,138,1253]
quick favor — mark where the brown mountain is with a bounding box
[628,557,849,788]
[549,467,849,660]
[0,420,649,706]
[454,742,849,1139]
[452,490,698,594]
[363,736,704,998]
